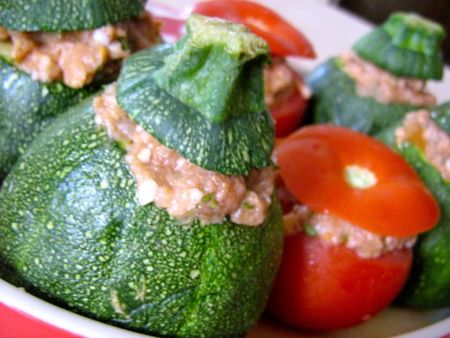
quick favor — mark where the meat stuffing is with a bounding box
[0,14,159,88]
[341,52,436,107]
[94,85,274,226]
[396,110,450,181]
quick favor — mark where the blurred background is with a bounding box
[334,0,450,64]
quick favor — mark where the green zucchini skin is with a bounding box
[0,97,284,337]
[118,45,274,176]
[0,0,146,32]
[0,58,96,181]
[353,12,445,80]
[117,16,274,176]
[396,145,450,308]
[378,105,450,308]
[306,58,423,135]
[431,101,450,131]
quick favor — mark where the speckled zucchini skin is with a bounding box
[395,145,450,308]
[353,12,445,80]
[0,58,96,181]
[0,0,146,32]
[0,97,284,337]
[378,104,450,308]
[307,58,426,135]
[118,45,274,176]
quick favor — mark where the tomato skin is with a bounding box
[267,232,413,331]
[269,80,307,137]
[274,125,440,237]
[266,59,309,137]
[191,0,316,58]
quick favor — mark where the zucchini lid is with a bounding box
[117,14,274,176]
[0,0,145,32]
[353,12,445,80]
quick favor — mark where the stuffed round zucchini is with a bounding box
[307,12,445,135]
[0,15,283,337]
[378,102,450,308]
[0,0,160,181]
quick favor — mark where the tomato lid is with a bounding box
[274,125,439,237]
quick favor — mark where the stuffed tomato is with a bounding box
[307,12,445,135]
[0,0,160,181]
[378,103,450,309]
[268,125,439,331]
[0,15,284,337]
[189,0,315,137]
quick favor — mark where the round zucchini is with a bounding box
[0,101,283,336]
[377,103,450,308]
[353,12,445,80]
[0,15,283,337]
[0,0,153,182]
[307,58,421,135]
[0,0,146,32]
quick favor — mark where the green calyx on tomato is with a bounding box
[274,125,439,237]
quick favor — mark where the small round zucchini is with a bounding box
[353,12,445,80]
[0,15,283,337]
[307,12,444,135]
[0,0,151,181]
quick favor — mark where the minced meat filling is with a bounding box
[341,52,436,107]
[264,57,310,108]
[94,85,274,226]
[283,200,416,259]
[0,13,159,88]
[396,110,450,181]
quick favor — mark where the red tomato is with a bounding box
[270,88,306,137]
[274,125,439,237]
[270,87,307,137]
[266,59,309,137]
[191,0,316,58]
[267,232,413,331]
